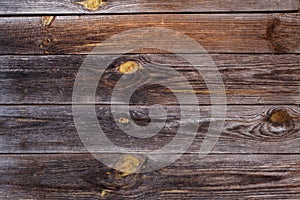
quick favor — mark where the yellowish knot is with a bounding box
[76,0,106,11]
[269,110,291,124]
[100,189,111,197]
[114,155,141,177]
[118,117,129,124]
[42,16,55,27]
[118,61,141,74]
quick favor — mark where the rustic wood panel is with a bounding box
[0,14,299,54]
[0,105,299,153]
[0,1,299,199]
[0,54,299,104]
[0,0,298,14]
[1,154,300,199]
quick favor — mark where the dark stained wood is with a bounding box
[0,54,299,104]
[0,1,299,199]
[0,105,299,153]
[0,14,300,54]
[1,154,300,199]
[0,0,298,14]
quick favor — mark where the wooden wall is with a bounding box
[0,0,299,199]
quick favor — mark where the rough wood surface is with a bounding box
[0,1,299,199]
[0,105,299,153]
[0,0,298,14]
[1,154,300,199]
[0,14,300,54]
[0,54,299,104]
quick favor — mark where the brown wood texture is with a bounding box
[0,0,298,14]
[1,54,299,104]
[1,0,300,199]
[0,105,299,153]
[1,154,300,199]
[0,14,300,54]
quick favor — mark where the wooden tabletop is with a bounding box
[0,0,299,199]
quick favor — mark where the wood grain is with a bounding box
[0,0,298,14]
[1,154,299,199]
[0,54,299,104]
[0,1,299,199]
[0,14,299,54]
[0,105,299,153]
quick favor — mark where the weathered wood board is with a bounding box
[0,14,299,54]
[0,0,299,199]
[1,154,299,199]
[0,105,299,153]
[0,54,299,104]
[0,0,298,14]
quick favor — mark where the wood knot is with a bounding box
[118,117,129,124]
[39,38,52,49]
[266,17,283,52]
[269,109,291,124]
[82,155,145,191]
[265,109,295,135]
[266,18,280,40]
[114,155,144,177]
[75,0,106,11]
[118,61,141,74]
[42,16,55,27]
[265,16,299,53]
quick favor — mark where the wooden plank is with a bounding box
[0,54,299,104]
[1,154,299,199]
[0,14,299,54]
[0,105,299,153]
[0,0,298,15]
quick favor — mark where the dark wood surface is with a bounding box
[0,105,299,153]
[0,54,299,104]
[0,0,298,14]
[0,0,300,199]
[1,154,300,199]
[0,14,300,54]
